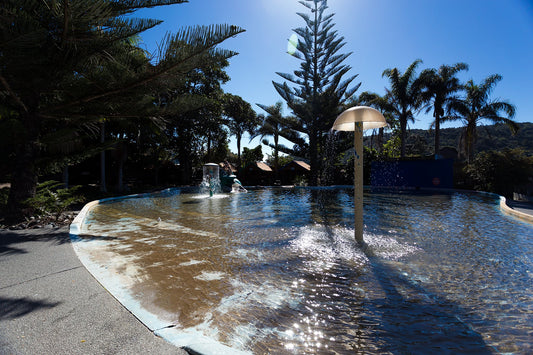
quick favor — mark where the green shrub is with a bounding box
[293,175,308,187]
[465,148,533,197]
[25,181,84,220]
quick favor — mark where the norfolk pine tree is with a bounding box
[273,0,360,185]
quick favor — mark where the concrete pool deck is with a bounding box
[501,197,533,223]
[0,226,187,355]
[0,196,531,354]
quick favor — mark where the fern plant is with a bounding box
[25,181,83,221]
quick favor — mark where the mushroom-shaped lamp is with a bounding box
[331,106,387,244]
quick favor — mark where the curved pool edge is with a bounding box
[499,196,533,224]
[68,186,531,354]
[369,186,533,225]
[68,190,252,355]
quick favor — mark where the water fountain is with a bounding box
[220,174,247,193]
[331,106,388,243]
[201,163,221,197]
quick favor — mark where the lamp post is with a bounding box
[331,106,387,244]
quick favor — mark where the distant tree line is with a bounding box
[367,122,533,158]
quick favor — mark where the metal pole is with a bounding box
[354,122,364,243]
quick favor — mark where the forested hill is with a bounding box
[404,122,533,156]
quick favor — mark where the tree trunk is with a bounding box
[466,124,476,164]
[400,117,407,158]
[378,127,384,153]
[6,110,40,220]
[434,116,441,156]
[116,143,127,192]
[207,134,212,162]
[236,135,242,168]
[100,121,107,192]
[179,142,192,185]
[274,134,280,181]
[309,130,318,186]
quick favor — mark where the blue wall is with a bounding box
[371,159,454,188]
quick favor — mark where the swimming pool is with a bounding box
[72,187,533,354]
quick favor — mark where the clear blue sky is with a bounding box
[135,0,533,156]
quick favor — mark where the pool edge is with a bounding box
[68,189,252,355]
[67,187,531,354]
[499,196,533,224]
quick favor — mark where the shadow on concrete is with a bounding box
[0,228,71,256]
[0,296,61,320]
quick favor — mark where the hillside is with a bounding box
[371,122,533,157]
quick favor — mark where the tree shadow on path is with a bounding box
[0,227,71,256]
[0,296,61,320]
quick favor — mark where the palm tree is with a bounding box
[419,63,469,156]
[448,74,517,163]
[224,94,258,168]
[382,59,424,158]
[255,102,300,178]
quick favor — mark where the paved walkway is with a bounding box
[506,200,533,215]
[0,226,187,355]
[504,199,533,222]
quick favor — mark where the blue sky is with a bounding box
[135,0,533,155]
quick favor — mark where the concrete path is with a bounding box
[0,226,187,355]
[503,199,533,223]
[506,200,533,216]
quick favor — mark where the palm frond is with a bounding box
[479,74,502,98]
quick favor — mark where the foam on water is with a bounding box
[191,194,229,200]
[194,271,226,281]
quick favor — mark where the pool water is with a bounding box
[78,188,532,354]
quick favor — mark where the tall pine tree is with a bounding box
[273,0,360,185]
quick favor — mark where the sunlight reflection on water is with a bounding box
[80,188,533,354]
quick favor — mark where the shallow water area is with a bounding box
[76,188,533,354]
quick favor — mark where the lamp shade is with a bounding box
[331,106,388,131]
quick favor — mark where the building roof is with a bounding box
[293,160,310,170]
[283,160,310,171]
[255,162,273,172]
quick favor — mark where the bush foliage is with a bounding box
[464,149,533,197]
[24,181,84,221]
